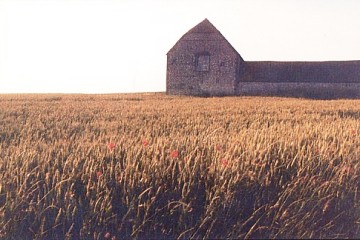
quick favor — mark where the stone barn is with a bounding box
[166,19,360,98]
[166,18,243,96]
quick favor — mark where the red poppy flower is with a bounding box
[170,150,179,159]
[221,158,228,167]
[108,142,116,151]
[96,171,103,179]
[142,140,149,147]
[216,144,222,151]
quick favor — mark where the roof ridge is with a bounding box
[167,18,243,60]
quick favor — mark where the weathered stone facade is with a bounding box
[166,19,243,96]
[166,19,360,98]
[239,82,360,99]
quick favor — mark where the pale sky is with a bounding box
[1,0,360,93]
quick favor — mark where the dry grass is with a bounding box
[0,93,359,239]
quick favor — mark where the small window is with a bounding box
[196,53,210,72]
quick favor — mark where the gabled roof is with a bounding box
[167,18,243,61]
[187,18,220,34]
[244,60,360,83]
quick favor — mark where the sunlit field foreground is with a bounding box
[0,93,359,239]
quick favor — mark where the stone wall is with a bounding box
[237,82,360,99]
[236,61,360,98]
[166,19,242,96]
[167,40,240,96]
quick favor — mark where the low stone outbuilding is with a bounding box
[166,19,360,98]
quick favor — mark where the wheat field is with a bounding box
[0,93,359,239]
